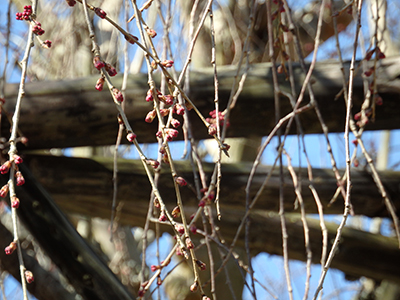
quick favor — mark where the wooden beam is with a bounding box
[3,57,400,149]
[7,163,136,300]
[16,154,400,283]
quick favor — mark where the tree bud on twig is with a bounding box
[93,56,105,70]
[175,176,187,187]
[11,196,20,209]
[126,132,136,142]
[171,206,180,218]
[94,7,107,19]
[161,60,174,68]
[112,88,124,102]
[190,282,198,292]
[146,28,157,38]
[25,270,34,284]
[0,161,11,174]
[124,34,138,44]
[0,184,9,198]
[195,259,206,271]
[95,77,105,91]
[5,242,17,255]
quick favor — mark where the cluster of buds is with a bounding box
[93,56,105,70]
[198,189,215,207]
[175,224,185,235]
[32,23,45,35]
[160,60,174,68]
[4,242,17,255]
[365,46,386,61]
[354,108,372,127]
[65,0,76,6]
[206,110,229,136]
[43,40,52,48]
[156,128,179,141]
[94,7,107,19]
[15,5,32,20]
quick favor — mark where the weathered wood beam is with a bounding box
[3,57,400,149]
[18,154,400,283]
[4,164,136,300]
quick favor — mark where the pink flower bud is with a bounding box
[126,132,136,142]
[13,155,23,164]
[0,184,9,198]
[174,104,185,115]
[208,124,217,136]
[164,95,174,105]
[11,197,20,208]
[0,161,11,174]
[166,128,178,138]
[175,224,184,235]
[94,7,107,19]
[145,110,157,123]
[175,176,187,187]
[25,270,34,284]
[161,60,174,68]
[15,172,25,186]
[5,242,16,255]
[146,28,157,38]
[190,282,198,292]
[160,109,169,117]
[93,56,105,70]
[186,238,194,249]
[105,63,117,76]
[171,119,180,128]
[159,212,167,222]
[145,159,160,169]
[43,40,52,48]
[157,276,162,286]
[151,265,159,272]
[154,198,160,208]
[112,88,124,102]
[95,77,104,91]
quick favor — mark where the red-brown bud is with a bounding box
[112,88,124,102]
[125,34,139,44]
[5,242,16,255]
[105,63,117,76]
[186,238,194,249]
[161,60,174,68]
[126,132,136,142]
[175,176,187,187]
[171,206,180,218]
[93,56,105,70]
[171,119,180,128]
[145,110,157,123]
[195,259,206,271]
[94,7,107,19]
[175,224,184,235]
[159,212,167,222]
[146,28,157,38]
[25,270,34,284]
[154,197,160,208]
[15,171,25,186]
[190,282,198,292]
[95,77,105,91]
[11,196,20,208]
[0,184,9,198]
[0,161,11,174]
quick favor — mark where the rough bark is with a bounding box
[3,57,400,150]
[1,164,136,300]
[14,154,400,284]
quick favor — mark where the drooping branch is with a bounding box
[3,58,400,150]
